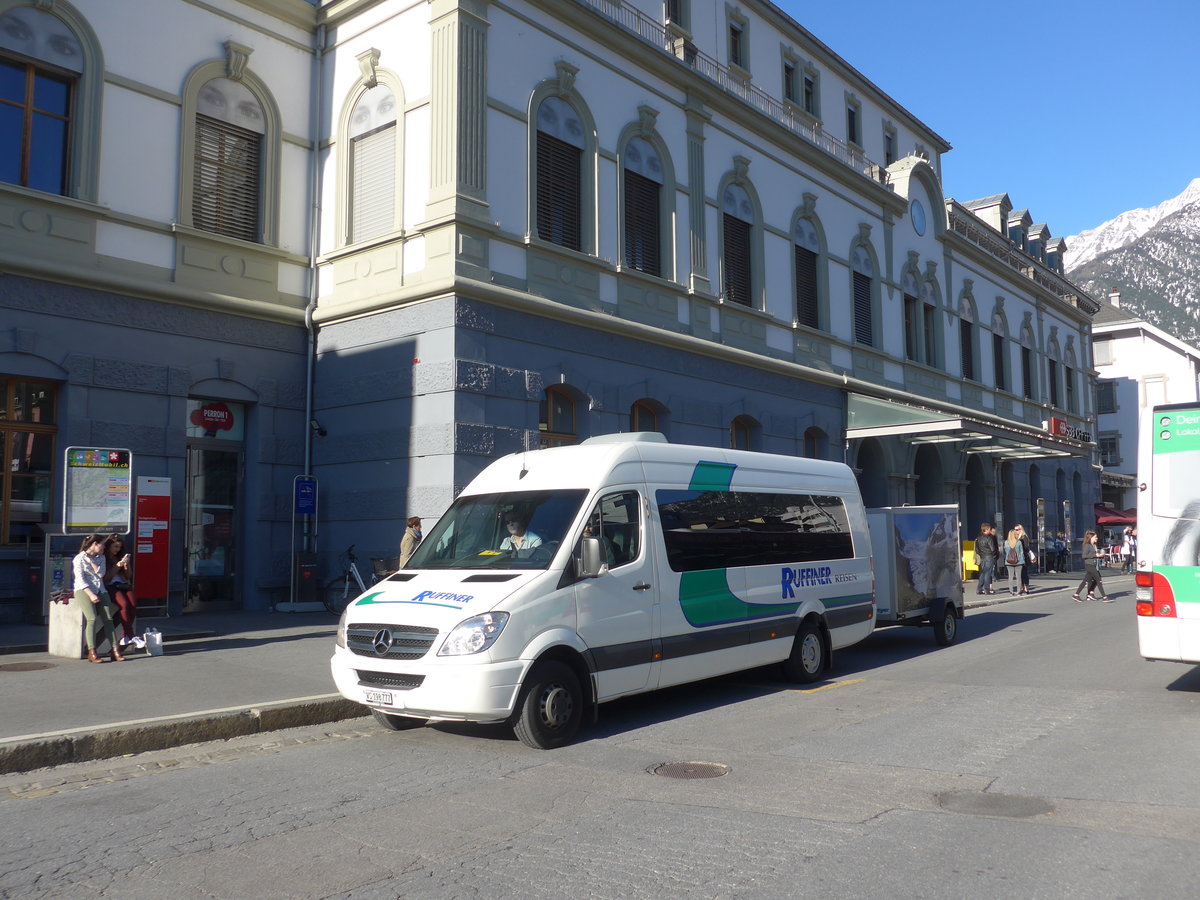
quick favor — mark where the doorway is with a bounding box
[184,445,241,611]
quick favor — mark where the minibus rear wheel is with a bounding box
[781,620,825,684]
[513,661,583,750]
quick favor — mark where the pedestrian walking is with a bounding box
[1073,531,1112,602]
[399,516,422,567]
[974,522,998,595]
[1003,529,1025,597]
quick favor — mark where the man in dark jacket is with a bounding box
[975,522,999,595]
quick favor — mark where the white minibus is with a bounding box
[329,434,876,748]
[1137,402,1200,663]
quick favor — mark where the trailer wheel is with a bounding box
[513,661,582,750]
[782,621,825,684]
[934,607,958,646]
[371,709,427,731]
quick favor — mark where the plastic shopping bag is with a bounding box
[144,627,164,657]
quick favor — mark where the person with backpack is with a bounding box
[1003,528,1025,597]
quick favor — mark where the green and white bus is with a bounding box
[1136,402,1200,664]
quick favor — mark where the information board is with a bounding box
[63,447,132,534]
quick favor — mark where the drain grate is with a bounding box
[0,662,55,673]
[649,761,730,779]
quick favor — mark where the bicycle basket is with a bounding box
[372,556,400,577]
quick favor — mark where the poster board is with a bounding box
[63,447,132,535]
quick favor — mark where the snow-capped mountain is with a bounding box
[1065,177,1200,271]
[1066,179,1200,345]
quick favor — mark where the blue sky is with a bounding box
[774,0,1200,237]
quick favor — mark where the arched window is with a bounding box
[622,136,663,276]
[722,183,754,306]
[535,96,584,251]
[630,400,657,433]
[730,415,758,451]
[991,305,1009,392]
[959,292,978,381]
[347,84,398,243]
[192,76,266,242]
[851,245,875,346]
[539,386,576,447]
[0,374,58,544]
[0,3,98,199]
[793,218,821,329]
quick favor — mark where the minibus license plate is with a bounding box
[364,689,393,706]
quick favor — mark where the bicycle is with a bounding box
[323,545,372,614]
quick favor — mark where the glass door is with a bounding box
[184,445,241,611]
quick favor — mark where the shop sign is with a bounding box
[187,399,245,440]
[1047,417,1092,444]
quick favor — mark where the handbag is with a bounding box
[1028,551,1037,563]
[143,627,164,657]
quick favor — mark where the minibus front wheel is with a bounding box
[513,660,583,750]
[781,619,826,684]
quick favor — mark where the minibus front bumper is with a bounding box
[330,644,528,723]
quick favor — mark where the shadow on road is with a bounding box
[392,609,1052,747]
[1165,667,1200,693]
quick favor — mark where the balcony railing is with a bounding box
[945,202,1100,314]
[572,0,885,184]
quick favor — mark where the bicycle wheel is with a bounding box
[323,574,353,614]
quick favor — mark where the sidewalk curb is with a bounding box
[0,695,368,775]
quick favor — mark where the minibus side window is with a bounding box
[579,490,641,570]
[656,490,853,572]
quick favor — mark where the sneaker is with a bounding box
[1087,594,1096,602]
[133,637,147,649]
[1101,596,1115,603]
[1072,594,1083,602]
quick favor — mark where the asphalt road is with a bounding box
[3,585,1199,899]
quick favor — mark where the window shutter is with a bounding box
[350,123,396,243]
[723,214,752,306]
[794,245,818,328]
[960,320,975,380]
[993,334,1006,390]
[853,271,873,345]
[536,131,582,251]
[623,169,660,276]
[193,114,261,242]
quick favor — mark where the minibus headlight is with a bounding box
[438,612,510,656]
[336,607,349,648]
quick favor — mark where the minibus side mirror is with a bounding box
[580,537,607,578]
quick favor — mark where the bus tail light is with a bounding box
[1135,571,1176,618]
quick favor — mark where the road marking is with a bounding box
[793,678,864,693]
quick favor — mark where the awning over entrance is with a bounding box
[1094,504,1136,526]
[845,393,1088,459]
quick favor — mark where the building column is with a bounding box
[685,93,712,296]
[425,0,490,225]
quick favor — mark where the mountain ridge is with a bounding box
[1065,180,1200,346]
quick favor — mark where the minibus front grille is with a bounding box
[356,670,425,691]
[346,623,439,660]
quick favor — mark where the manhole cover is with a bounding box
[936,791,1054,818]
[0,662,55,673]
[649,761,730,779]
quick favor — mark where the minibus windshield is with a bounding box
[407,490,588,569]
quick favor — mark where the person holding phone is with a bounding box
[74,534,123,663]
[103,534,142,649]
